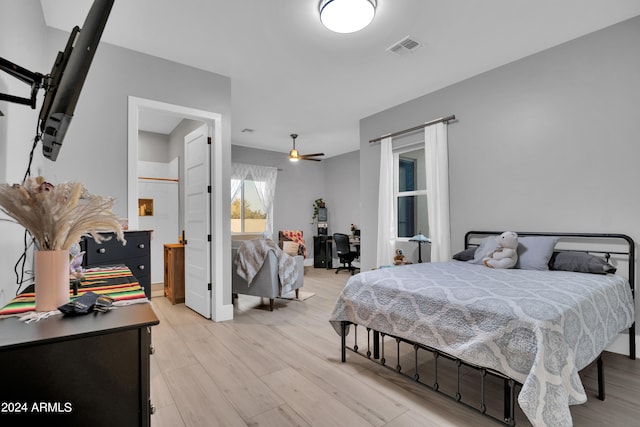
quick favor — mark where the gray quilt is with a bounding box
[329,261,634,427]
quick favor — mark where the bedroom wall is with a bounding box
[0,0,49,306]
[39,28,232,217]
[322,150,360,238]
[360,15,640,273]
[0,1,232,308]
[360,16,640,348]
[139,131,171,163]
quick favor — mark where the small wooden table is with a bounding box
[164,243,185,304]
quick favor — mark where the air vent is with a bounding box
[386,36,422,56]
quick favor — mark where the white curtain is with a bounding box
[424,122,451,261]
[251,166,277,239]
[376,137,396,267]
[230,163,251,200]
[231,163,278,239]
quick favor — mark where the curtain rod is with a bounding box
[368,114,456,144]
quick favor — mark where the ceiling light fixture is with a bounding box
[319,0,377,34]
[289,149,300,162]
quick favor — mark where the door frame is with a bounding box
[127,96,233,321]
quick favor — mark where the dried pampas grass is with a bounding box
[0,176,125,250]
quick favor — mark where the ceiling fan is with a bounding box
[288,133,324,162]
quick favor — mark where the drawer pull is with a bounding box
[138,265,145,270]
[98,248,106,254]
[138,243,145,249]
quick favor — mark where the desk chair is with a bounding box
[333,233,359,275]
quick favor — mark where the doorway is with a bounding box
[127,96,232,321]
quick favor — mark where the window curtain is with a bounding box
[250,165,277,239]
[230,163,277,239]
[424,122,451,262]
[230,163,252,200]
[376,137,396,267]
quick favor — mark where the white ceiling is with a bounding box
[40,0,640,159]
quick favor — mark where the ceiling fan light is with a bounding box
[319,0,376,34]
[289,149,300,161]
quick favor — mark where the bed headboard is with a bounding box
[464,231,635,295]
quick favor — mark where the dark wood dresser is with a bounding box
[0,303,159,426]
[81,230,152,298]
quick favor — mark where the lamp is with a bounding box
[289,148,300,162]
[318,0,377,34]
[409,233,431,263]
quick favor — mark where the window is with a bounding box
[231,179,267,233]
[394,146,428,239]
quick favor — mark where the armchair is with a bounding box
[333,233,359,275]
[232,240,304,311]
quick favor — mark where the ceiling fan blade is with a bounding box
[300,157,322,161]
[300,153,324,157]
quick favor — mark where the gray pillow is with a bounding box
[515,236,559,270]
[549,252,617,274]
[469,236,499,264]
[453,247,477,261]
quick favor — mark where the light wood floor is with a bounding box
[149,268,640,427]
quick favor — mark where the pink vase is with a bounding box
[35,249,70,312]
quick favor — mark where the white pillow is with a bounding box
[282,241,299,257]
[516,236,559,270]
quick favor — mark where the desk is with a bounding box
[314,236,360,269]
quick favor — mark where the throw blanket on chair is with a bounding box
[235,239,299,292]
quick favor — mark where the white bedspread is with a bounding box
[329,261,634,427]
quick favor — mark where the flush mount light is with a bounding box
[319,0,377,34]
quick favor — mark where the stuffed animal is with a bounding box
[394,248,406,265]
[483,231,519,269]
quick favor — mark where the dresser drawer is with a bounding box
[125,255,151,287]
[82,232,150,265]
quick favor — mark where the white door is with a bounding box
[184,124,211,318]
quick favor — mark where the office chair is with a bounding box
[333,233,359,275]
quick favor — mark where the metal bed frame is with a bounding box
[339,231,636,426]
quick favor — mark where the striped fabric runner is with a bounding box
[0,266,146,316]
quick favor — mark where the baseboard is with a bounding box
[213,303,234,322]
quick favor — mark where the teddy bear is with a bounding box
[483,231,519,269]
[394,248,406,265]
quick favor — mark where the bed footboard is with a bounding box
[339,321,519,426]
[340,321,611,425]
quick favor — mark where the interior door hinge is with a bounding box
[207,137,212,145]
[207,234,211,242]
[208,283,212,291]
[207,185,211,193]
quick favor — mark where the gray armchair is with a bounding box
[232,241,304,311]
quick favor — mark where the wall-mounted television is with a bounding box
[39,0,114,161]
[0,0,114,162]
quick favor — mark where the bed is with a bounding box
[329,232,636,427]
